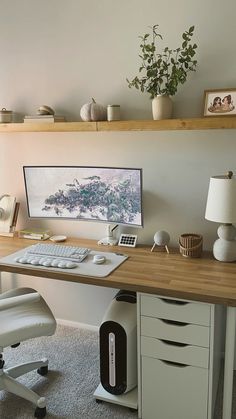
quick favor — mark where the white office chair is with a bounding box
[0,287,56,418]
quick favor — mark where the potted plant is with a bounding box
[127,25,198,120]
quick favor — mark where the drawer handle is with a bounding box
[160,339,188,347]
[160,298,189,306]
[160,359,188,368]
[160,319,189,327]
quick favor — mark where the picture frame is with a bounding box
[203,88,236,117]
[23,166,143,226]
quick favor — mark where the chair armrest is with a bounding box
[0,292,40,310]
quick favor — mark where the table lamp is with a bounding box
[205,171,236,262]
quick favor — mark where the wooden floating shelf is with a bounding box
[0,117,236,133]
[0,121,96,133]
[97,117,236,131]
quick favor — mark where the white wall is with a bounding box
[0,0,235,326]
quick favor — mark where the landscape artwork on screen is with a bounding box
[23,166,143,227]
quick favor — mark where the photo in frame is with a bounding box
[203,88,236,116]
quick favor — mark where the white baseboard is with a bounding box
[56,317,99,332]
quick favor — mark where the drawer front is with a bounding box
[141,336,209,368]
[140,294,211,326]
[141,316,210,347]
[142,356,208,419]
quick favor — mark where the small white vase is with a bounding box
[152,95,173,120]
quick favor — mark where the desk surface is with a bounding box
[0,237,236,306]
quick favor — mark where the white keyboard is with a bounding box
[27,243,90,261]
[14,243,90,269]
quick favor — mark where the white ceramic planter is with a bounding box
[152,95,173,120]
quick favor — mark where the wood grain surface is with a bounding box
[0,237,236,306]
[1,117,236,133]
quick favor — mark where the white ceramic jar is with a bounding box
[107,105,121,121]
[152,95,173,120]
[0,108,13,123]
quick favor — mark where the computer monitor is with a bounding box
[23,166,143,241]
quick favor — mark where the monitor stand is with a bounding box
[98,224,118,246]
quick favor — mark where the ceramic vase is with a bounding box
[152,95,173,120]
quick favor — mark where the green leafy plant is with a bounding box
[127,24,197,98]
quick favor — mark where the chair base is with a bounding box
[0,358,48,412]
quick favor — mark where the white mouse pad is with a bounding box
[0,247,128,278]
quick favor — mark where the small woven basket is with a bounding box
[179,233,203,258]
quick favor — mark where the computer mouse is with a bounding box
[93,254,106,264]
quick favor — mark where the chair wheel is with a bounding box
[96,399,103,403]
[37,365,48,376]
[11,342,20,348]
[34,406,46,418]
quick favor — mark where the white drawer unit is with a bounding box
[137,293,224,419]
[141,336,209,368]
[141,294,211,326]
[141,316,210,347]
[142,356,208,419]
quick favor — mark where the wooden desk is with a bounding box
[0,236,235,419]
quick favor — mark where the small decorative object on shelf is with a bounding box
[179,233,203,258]
[24,115,65,123]
[0,108,13,123]
[80,98,107,121]
[127,24,197,120]
[151,230,170,253]
[37,105,55,115]
[24,105,65,123]
[203,88,236,117]
[107,105,121,121]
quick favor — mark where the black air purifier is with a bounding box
[99,290,137,395]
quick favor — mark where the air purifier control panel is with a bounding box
[109,332,116,387]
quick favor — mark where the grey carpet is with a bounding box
[0,324,234,419]
[0,325,137,419]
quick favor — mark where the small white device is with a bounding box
[118,234,137,247]
[151,230,170,253]
[50,235,67,243]
[93,254,106,264]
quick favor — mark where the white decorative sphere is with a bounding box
[213,239,236,262]
[154,230,170,246]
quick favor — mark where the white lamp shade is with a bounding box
[205,175,236,223]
